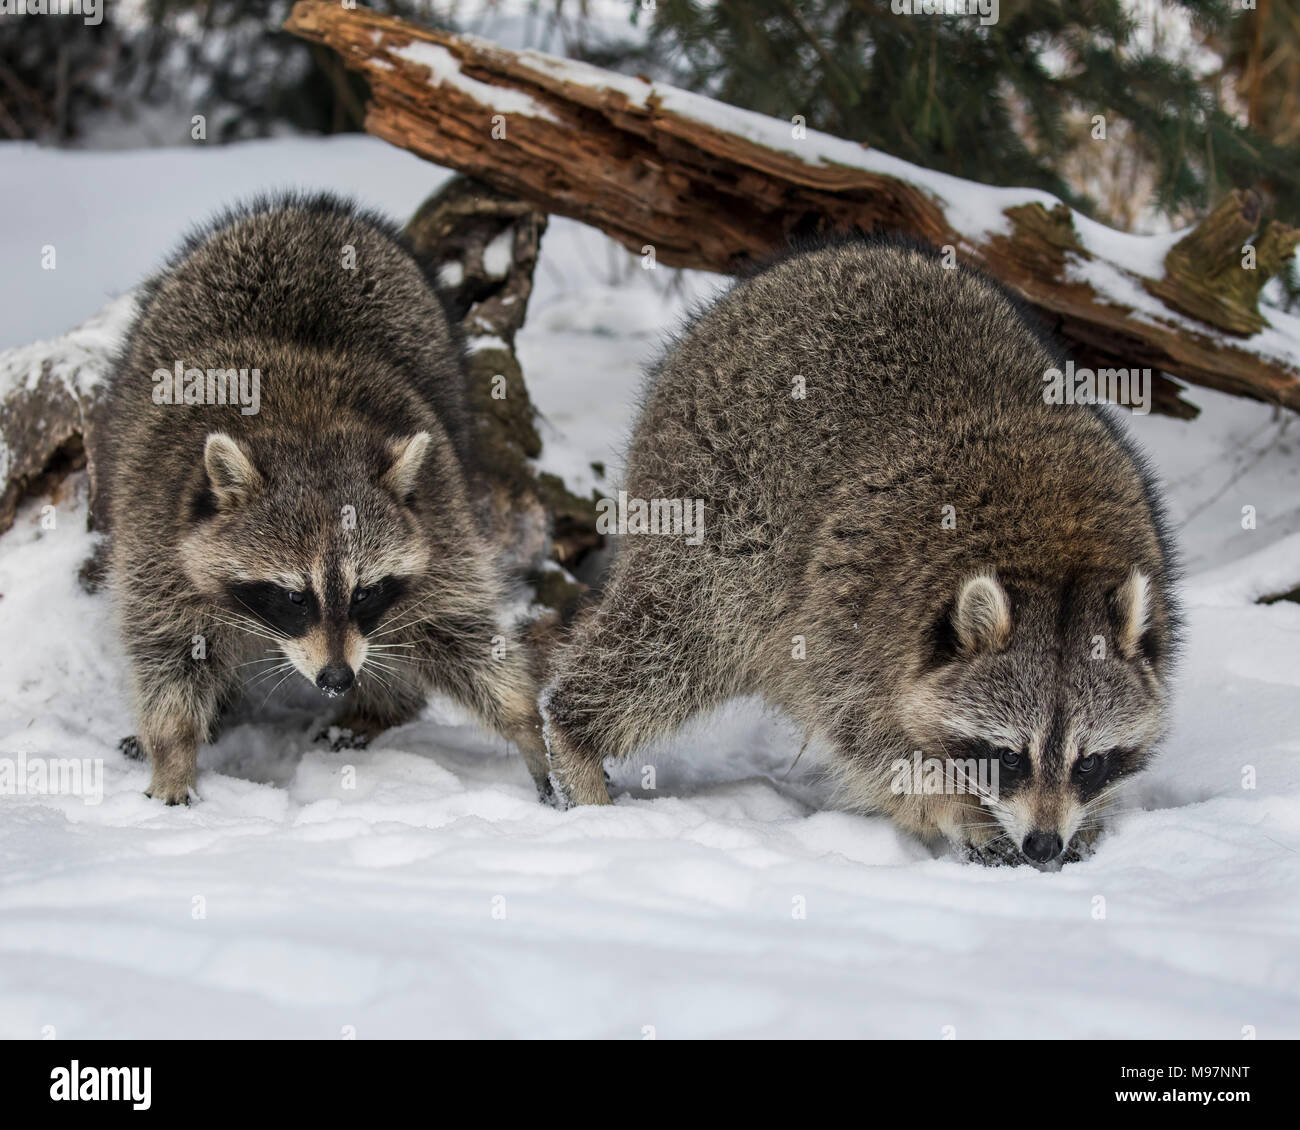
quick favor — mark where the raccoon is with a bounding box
[542,239,1179,865]
[102,193,549,804]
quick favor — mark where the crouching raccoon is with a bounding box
[542,240,1179,866]
[102,193,549,804]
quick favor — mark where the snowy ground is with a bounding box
[2,136,1299,1038]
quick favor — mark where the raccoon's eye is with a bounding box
[1075,754,1104,777]
[352,587,372,605]
[286,590,306,605]
[998,749,1023,772]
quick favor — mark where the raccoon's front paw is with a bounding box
[1060,828,1100,865]
[534,773,557,806]
[963,837,1023,868]
[145,777,195,806]
[119,735,146,762]
[315,725,372,752]
[544,770,574,810]
[543,735,613,809]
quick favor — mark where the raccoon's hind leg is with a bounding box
[541,567,735,808]
[403,616,552,799]
[539,697,611,808]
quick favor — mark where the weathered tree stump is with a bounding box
[1146,189,1300,337]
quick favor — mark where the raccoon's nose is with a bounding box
[315,664,355,696]
[1022,830,1063,863]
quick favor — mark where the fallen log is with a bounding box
[284,0,1300,419]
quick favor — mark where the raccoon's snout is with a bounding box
[1022,830,1063,863]
[316,664,355,697]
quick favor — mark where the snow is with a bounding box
[2,136,1300,1038]
[0,292,137,400]
[0,137,455,350]
[391,41,559,122]
[481,229,515,278]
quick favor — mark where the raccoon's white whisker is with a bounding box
[369,602,441,637]
[258,666,302,708]
[359,666,395,695]
[1076,805,1142,819]
[218,602,274,630]
[369,654,442,671]
[1082,787,1124,812]
[206,614,281,644]
[243,661,294,690]
[207,613,277,637]
[216,626,281,647]
[229,594,284,632]
[233,653,289,670]
[362,652,420,679]
[359,662,422,699]
[946,759,1011,816]
[1075,809,1143,828]
[362,658,422,691]
[245,673,292,696]
[918,733,1013,817]
[369,612,444,639]
[371,607,419,632]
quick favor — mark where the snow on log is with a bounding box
[284,0,1300,420]
[0,294,136,536]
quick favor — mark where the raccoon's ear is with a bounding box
[952,572,1012,655]
[1112,566,1153,660]
[203,432,260,508]
[382,432,432,502]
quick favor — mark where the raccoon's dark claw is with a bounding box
[1059,834,1096,865]
[963,838,1024,868]
[119,735,146,761]
[315,725,371,752]
[144,785,192,806]
[544,771,574,811]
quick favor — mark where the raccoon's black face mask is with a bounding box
[906,569,1169,864]
[178,429,436,695]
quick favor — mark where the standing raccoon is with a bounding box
[543,240,1178,865]
[103,194,549,804]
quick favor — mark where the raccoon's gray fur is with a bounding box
[543,240,1179,865]
[103,193,549,804]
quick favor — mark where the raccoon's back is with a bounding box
[100,194,474,532]
[633,240,1063,493]
[629,239,1169,578]
[105,194,469,455]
